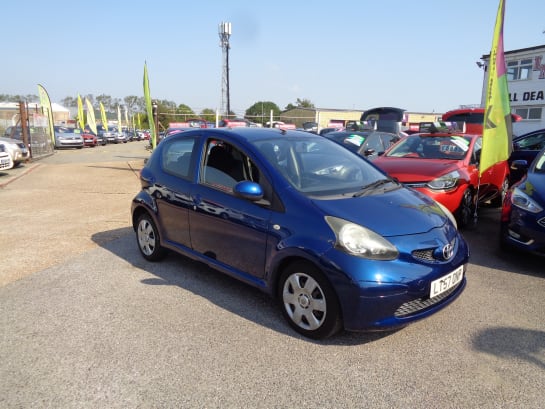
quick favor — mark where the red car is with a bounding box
[82,131,98,147]
[441,108,522,134]
[373,130,509,227]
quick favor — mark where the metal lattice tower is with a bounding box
[218,22,232,117]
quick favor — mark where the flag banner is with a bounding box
[117,105,122,133]
[100,102,108,131]
[86,98,97,135]
[137,112,141,130]
[124,106,129,130]
[480,0,513,175]
[77,94,85,130]
[143,62,157,149]
[37,84,55,145]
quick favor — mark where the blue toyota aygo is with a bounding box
[132,128,469,339]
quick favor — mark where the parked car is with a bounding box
[501,146,545,256]
[0,136,30,166]
[319,127,343,136]
[373,130,509,228]
[0,143,14,170]
[101,126,117,144]
[441,108,522,134]
[3,126,48,154]
[131,127,468,339]
[508,128,545,185]
[82,131,98,147]
[324,130,400,161]
[53,126,84,149]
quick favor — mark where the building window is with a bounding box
[514,107,543,120]
[507,59,533,80]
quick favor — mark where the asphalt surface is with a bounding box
[1,141,544,409]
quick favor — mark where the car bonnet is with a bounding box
[311,187,448,236]
[374,158,459,182]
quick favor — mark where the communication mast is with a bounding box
[218,22,232,117]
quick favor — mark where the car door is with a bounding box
[153,136,198,249]
[189,138,273,279]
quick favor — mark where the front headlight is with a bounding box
[427,170,460,190]
[511,187,543,213]
[325,216,398,260]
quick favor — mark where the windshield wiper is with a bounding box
[353,178,395,197]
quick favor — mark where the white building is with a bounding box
[479,44,545,136]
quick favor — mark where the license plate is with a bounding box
[430,265,464,298]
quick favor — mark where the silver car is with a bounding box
[53,126,84,149]
[0,143,14,170]
[0,136,30,166]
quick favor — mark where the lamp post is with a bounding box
[219,22,232,117]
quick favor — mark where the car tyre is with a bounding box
[456,188,476,228]
[136,213,167,261]
[278,261,342,339]
[490,177,509,207]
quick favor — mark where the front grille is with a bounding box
[394,283,460,317]
[538,217,545,228]
[412,237,457,263]
[412,248,435,262]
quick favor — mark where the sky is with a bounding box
[2,0,545,115]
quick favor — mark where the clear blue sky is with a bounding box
[2,0,544,115]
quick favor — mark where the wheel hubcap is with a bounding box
[283,272,326,331]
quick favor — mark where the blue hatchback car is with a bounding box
[501,146,545,256]
[131,128,469,339]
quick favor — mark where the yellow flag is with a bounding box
[85,98,97,135]
[117,105,122,133]
[100,102,108,132]
[77,94,85,130]
[37,84,55,145]
[143,62,157,149]
[479,0,513,175]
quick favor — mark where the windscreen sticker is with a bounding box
[451,137,469,152]
[345,135,365,146]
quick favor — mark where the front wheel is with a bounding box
[278,261,342,339]
[456,188,476,228]
[490,177,509,207]
[136,213,167,261]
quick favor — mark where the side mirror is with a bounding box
[510,159,528,171]
[234,181,264,201]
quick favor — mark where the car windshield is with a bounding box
[385,134,471,160]
[55,127,76,134]
[251,134,394,197]
[327,132,370,153]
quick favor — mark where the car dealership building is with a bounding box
[479,44,545,135]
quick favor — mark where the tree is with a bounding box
[245,101,281,125]
[284,98,315,110]
[199,108,216,123]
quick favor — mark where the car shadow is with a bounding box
[461,206,544,278]
[91,227,397,345]
[472,326,545,370]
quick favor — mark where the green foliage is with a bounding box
[245,101,281,125]
[200,108,216,123]
[284,98,315,110]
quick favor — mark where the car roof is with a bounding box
[171,127,319,143]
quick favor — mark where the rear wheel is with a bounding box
[278,261,342,339]
[136,213,167,261]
